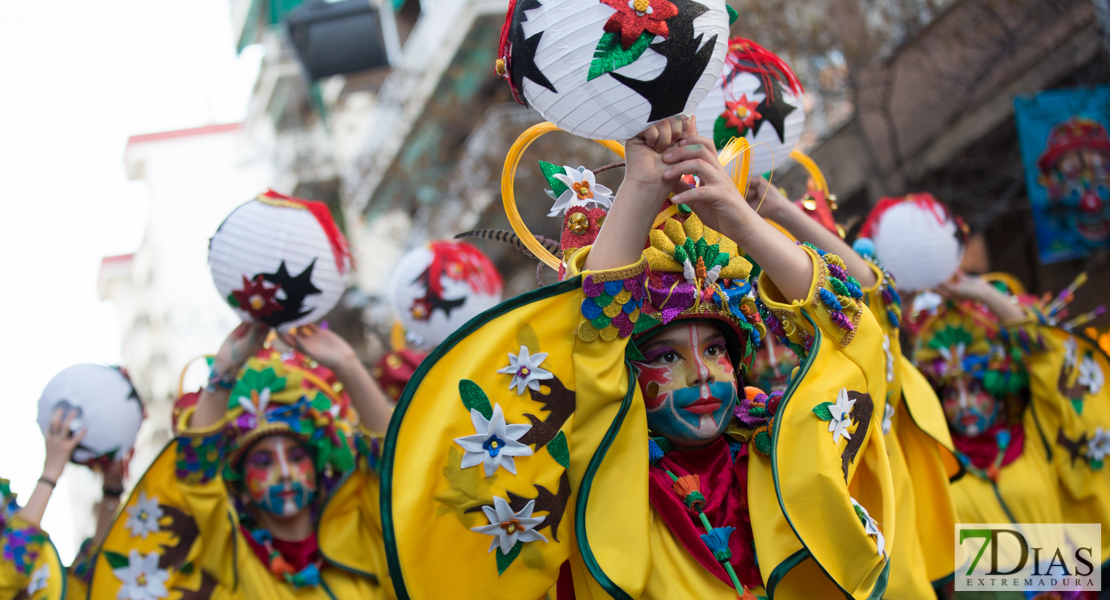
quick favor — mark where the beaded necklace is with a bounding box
[649,437,760,600]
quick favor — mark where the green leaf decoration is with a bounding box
[626,341,646,362]
[496,541,524,575]
[103,550,130,570]
[812,402,834,421]
[677,203,693,214]
[226,293,240,308]
[587,31,654,81]
[713,116,744,153]
[459,380,494,420]
[539,161,569,198]
[632,313,661,335]
[726,4,739,24]
[180,561,194,575]
[1071,399,1084,414]
[547,431,570,468]
[1092,458,1104,470]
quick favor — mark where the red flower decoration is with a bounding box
[722,94,761,131]
[600,0,679,49]
[232,275,283,318]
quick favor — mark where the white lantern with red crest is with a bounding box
[390,241,504,349]
[854,193,966,294]
[36,364,144,466]
[692,37,806,176]
[208,190,353,331]
[495,0,731,140]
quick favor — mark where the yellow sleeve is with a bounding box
[751,244,896,600]
[382,253,652,600]
[0,516,66,600]
[319,426,394,598]
[1013,319,1110,557]
[88,414,237,598]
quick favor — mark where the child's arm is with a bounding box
[281,324,394,432]
[191,322,269,429]
[16,408,85,528]
[661,128,813,302]
[937,273,1027,325]
[746,176,879,289]
[584,116,691,272]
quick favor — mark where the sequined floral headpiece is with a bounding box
[218,348,358,481]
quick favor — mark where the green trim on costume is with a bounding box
[768,310,890,600]
[990,481,1019,524]
[47,538,66,600]
[765,547,810,597]
[931,570,955,591]
[1028,398,1053,462]
[380,277,583,600]
[573,364,637,600]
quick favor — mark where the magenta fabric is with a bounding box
[953,421,1025,470]
[648,436,761,588]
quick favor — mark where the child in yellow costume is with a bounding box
[910,277,1066,535]
[742,180,961,598]
[918,273,1110,570]
[1,407,85,600]
[87,323,395,599]
[381,117,896,599]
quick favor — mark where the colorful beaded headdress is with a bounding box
[488,122,766,372]
[909,294,1029,398]
[178,347,358,483]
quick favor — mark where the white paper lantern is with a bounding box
[209,191,352,331]
[390,241,504,350]
[692,37,805,176]
[857,194,965,294]
[497,0,729,140]
[36,364,143,465]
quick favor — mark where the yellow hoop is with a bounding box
[789,149,828,196]
[501,122,625,270]
[177,355,214,398]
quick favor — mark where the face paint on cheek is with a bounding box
[635,363,675,409]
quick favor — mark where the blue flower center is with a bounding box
[483,435,504,457]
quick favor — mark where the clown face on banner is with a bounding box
[390,241,504,349]
[209,190,352,331]
[854,193,965,294]
[37,364,143,465]
[1037,117,1110,246]
[692,37,805,175]
[496,0,730,140]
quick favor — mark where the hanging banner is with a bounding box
[1014,85,1110,263]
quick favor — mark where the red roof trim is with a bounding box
[100,253,135,264]
[126,122,242,146]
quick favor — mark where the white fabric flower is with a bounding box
[471,496,548,555]
[497,346,554,395]
[850,497,886,559]
[828,388,856,445]
[454,403,533,478]
[237,387,271,415]
[113,550,169,600]
[124,492,163,540]
[26,564,49,595]
[547,166,614,217]
[882,403,895,436]
[1087,427,1110,462]
[882,335,894,383]
[1064,337,1079,369]
[1078,355,1104,395]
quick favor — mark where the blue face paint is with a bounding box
[942,377,998,437]
[259,481,315,516]
[646,381,738,448]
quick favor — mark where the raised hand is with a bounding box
[43,407,86,480]
[213,322,270,375]
[280,324,357,372]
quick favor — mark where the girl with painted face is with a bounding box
[383,116,898,600]
[86,323,396,600]
[914,272,1110,569]
[911,275,1066,532]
